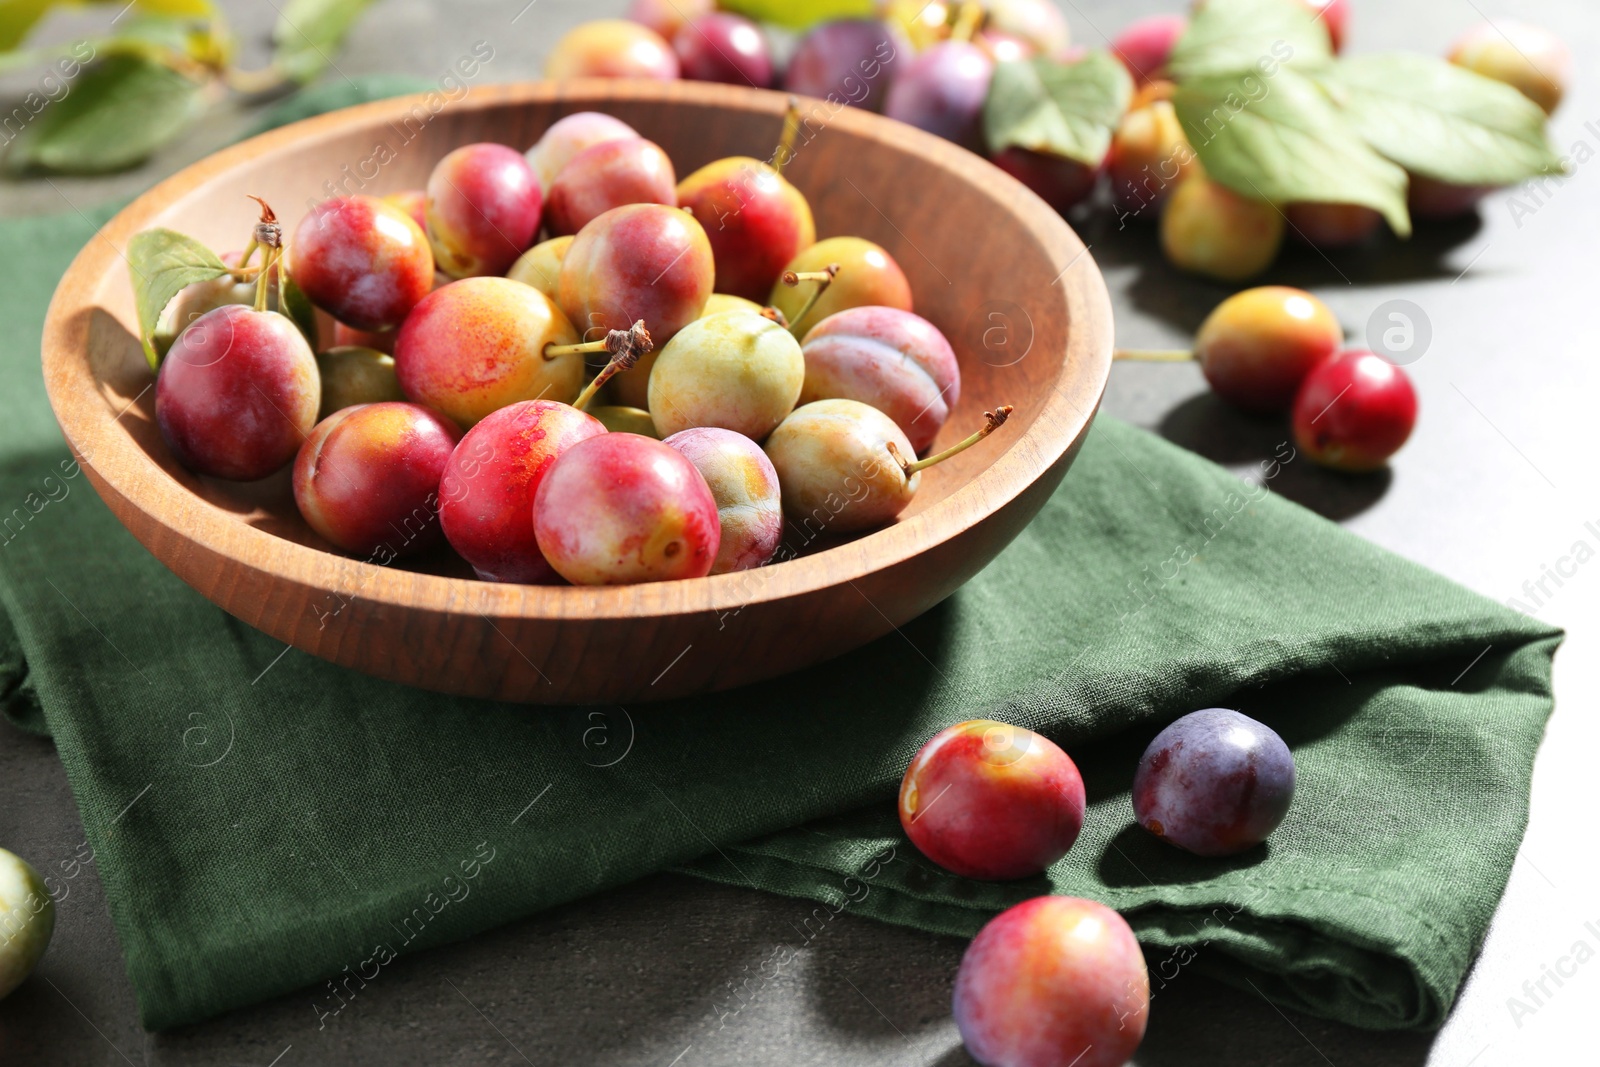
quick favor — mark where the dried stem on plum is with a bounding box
[782,263,840,329]
[888,404,1013,477]
[552,320,656,411]
[246,196,284,314]
[760,307,790,328]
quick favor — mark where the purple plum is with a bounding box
[785,19,903,112]
[883,41,994,153]
[1133,708,1295,856]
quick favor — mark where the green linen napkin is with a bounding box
[0,90,1560,1034]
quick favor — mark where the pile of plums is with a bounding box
[900,708,1296,1066]
[149,108,1010,586]
[1120,286,1419,471]
[544,2,1570,283]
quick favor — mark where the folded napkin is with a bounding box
[0,84,1559,1034]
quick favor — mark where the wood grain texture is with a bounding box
[41,80,1113,704]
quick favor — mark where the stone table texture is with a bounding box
[1,0,1596,1064]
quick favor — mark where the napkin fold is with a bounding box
[0,82,1559,1033]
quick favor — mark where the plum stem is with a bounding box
[560,320,655,412]
[889,405,1014,477]
[760,307,790,328]
[951,1,984,43]
[782,263,840,331]
[247,197,283,314]
[774,96,802,176]
[1113,348,1194,362]
[253,247,276,313]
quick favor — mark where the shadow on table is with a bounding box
[1158,393,1393,521]
[814,954,1436,1067]
[1069,200,1487,337]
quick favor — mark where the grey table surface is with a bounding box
[2,0,1597,1063]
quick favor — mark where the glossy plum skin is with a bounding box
[1161,174,1284,282]
[954,897,1148,1067]
[156,305,320,481]
[332,321,395,356]
[884,41,994,154]
[987,0,1072,55]
[546,137,677,237]
[764,398,916,533]
[1407,174,1495,221]
[1108,100,1194,215]
[534,434,720,586]
[1194,286,1343,413]
[546,20,680,81]
[768,236,913,338]
[506,235,573,303]
[799,306,960,455]
[426,143,542,279]
[677,157,816,302]
[526,111,640,192]
[1111,14,1187,86]
[1303,0,1349,52]
[559,202,714,347]
[785,19,902,112]
[1292,349,1418,471]
[394,277,584,428]
[1285,202,1383,247]
[292,402,460,557]
[627,0,713,40]
[649,310,805,440]
[438,400,606,583]
[1449,20,1569,114]
[662,427,783,573]
[674,13,773,87]
[899,720,1085,880]
[316,345,406,419]
[0,847,55,1000]
[1133,708,1296,856]
[993,148,1103,214]
[701,293,762,318]
[290,196,434,331]
[381,188,428,232]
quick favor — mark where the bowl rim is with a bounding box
[41,79,1112,624]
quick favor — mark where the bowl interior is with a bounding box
[55,82,1105,613]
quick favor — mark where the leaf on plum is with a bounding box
[1167,0,1332,81]
[127,228,231,372]
[1316,53,1565,187]
[1174,67,1411,237]
[5,53,203,175]
[271,0,375,84]
[983,52,1134,166]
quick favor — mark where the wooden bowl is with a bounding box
[41,81,1112,704]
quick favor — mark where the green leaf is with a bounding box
[128,228,231,372]
[0,0,59,52]
[271,0,374,84]
[983,52,1134,165]
[1168,0,1332,80]
[717,0,875,30]
[281,273,319,349]
[6,54,203,174]
[1174,66,1411,236]
[1316,53,1564,187]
